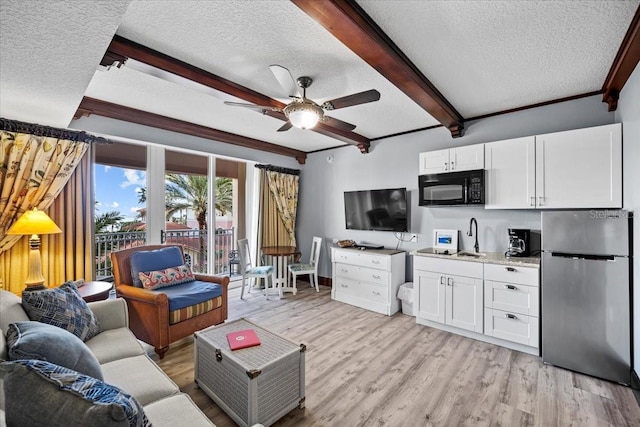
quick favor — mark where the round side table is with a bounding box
[78,281,113,302]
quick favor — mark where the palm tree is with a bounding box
[215,177,233,216]
[95,211,124,233]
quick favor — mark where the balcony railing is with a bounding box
[95,228,235,280]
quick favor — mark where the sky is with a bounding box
[94,165,146,222]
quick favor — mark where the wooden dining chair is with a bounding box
[288,236,323,293]
[237,239,278,299]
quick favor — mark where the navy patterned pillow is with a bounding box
[1,359,150,427]
[21,281,101,342]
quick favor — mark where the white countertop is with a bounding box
[411,247,540,268]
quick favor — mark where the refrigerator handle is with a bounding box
[550,252,616,261]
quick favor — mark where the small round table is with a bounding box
[78,281,113,302]
[261,246,301,294]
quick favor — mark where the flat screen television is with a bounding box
[344,188,408,232]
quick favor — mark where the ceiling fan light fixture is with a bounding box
[284,101,323,129]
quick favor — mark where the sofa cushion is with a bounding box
[157,280,223,311]
[85,327,146,365]
[0,290,30,361]
[6,321,103,379]
[21,281,101,342]
[1,359,150,427]
[139,264,195,290]
[130,246,184,288]
[144,394,214,426]
[100,355,179,406]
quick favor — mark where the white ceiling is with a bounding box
[1,0,638,154]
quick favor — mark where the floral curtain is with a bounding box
[0,131,88,253]
[265,170,299,246]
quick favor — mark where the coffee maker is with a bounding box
[507,229,530,257]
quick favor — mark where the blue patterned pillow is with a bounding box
[1,359,150,427]
[138,264,195,290]
[130,246,184,288]
[21,281,101,342]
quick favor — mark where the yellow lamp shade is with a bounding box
[7,208,62,235]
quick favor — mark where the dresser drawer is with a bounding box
[484,263,539,286]
[334,278,387,304]
[484,308,539,347]
[335,263,389,286]
[333,250,389,270]
[334,277,360,298]
[484,281,539,317]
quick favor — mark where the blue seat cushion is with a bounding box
[247,265,274,275]
[155,280,223,311]
[130,246,184,288]
[289,263,313,272]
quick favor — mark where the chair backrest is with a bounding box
[237,239,253,272]
[111,244,185,286]
[309,236,323,268]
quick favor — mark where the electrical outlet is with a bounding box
[410,234,418,242]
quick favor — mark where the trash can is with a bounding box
[397,282,415,316]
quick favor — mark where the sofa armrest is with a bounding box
[194,274,230,289]
[87,298,129,331]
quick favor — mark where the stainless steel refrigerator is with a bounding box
[541,210,632,385]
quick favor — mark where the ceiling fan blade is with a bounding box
[269,65,302,98]
[322,89,380,110]
[224,101,281,112]
[277,122,293,132]
[322,116,357,132]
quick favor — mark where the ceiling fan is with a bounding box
[224,65,380,132]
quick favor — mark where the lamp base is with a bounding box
[25,237,46,289]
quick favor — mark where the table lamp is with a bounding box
[7,208,62,289]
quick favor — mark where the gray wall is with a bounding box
[298,94,615,280]
[616,63,640,374]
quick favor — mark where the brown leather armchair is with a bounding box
[111,244,229,359]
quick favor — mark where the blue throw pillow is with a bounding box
[1,359,150,427]
[21,281,101,342]
[130,246,184,288]
[6,321,103,380]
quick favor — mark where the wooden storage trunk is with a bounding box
[194,318,305,427]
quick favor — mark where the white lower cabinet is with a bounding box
[331,247,406,316]
[414,256,540,355]
[415,257,483,333]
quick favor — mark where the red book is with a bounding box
[226,329,261,350]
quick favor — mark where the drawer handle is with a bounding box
[447,277,453,287]
[215,349,222,362]
[505,285,518,291]
[372,290,381,296]
[341,284,348,288]
[372,275,381,280]
[371,260,381,265]
[505,313,518,320]
[440,276,446,285]
[341,269,348,273]
[504,267,517,272]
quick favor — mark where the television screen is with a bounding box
[344,188,408,232]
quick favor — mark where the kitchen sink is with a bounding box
[456,251,487,258]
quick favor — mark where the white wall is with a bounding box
[615,62,640,374]
[298,94,615,279]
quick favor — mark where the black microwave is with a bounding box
[418,169,485,206]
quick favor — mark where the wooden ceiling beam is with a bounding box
[102,35,370,151]
[292,0,464,137]
[74,97,308,164]
[601,5,640,111]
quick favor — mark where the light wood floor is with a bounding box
[156,283,640,427]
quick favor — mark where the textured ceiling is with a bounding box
[0,0,638,155]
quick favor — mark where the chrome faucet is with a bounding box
[467,217,479,253]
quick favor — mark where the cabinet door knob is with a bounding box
[447,277,453,287]
[530,196,535,207]
[504,267,517,272]
[440,275,446,285]
[505,313,518,320]
[505,284,518,290]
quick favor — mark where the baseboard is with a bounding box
[632,370,640,407]
[318,276,332,288]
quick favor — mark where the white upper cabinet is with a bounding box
[419,145,484,175]
[485,123,622,209]
[536,123,622,209]
[485,136,536,209]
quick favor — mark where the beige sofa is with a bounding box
[0,290,213,426]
